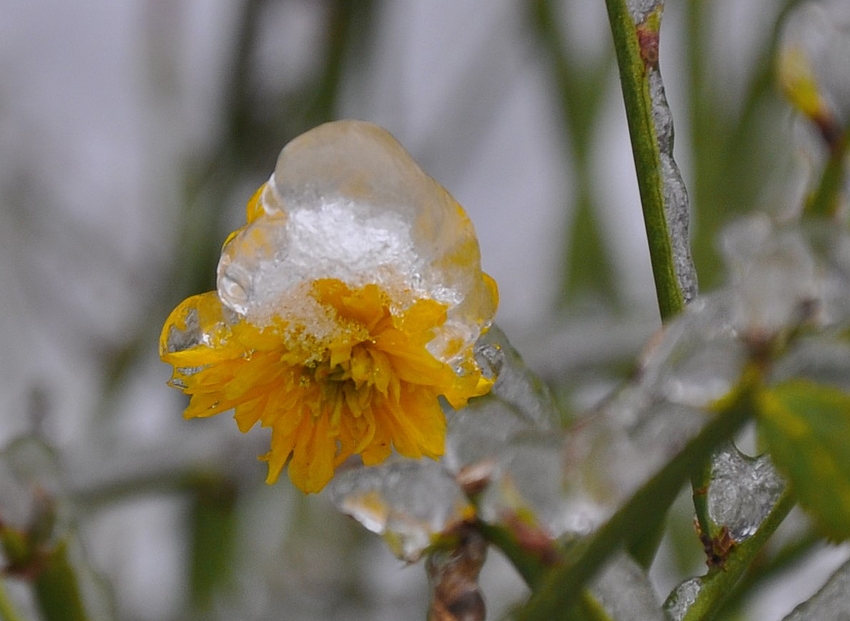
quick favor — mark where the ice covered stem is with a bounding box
[515,370,759,621]
[605,0,697,320]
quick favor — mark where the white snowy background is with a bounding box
[0,1,847,620]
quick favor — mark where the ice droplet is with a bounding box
[781,559,850,620]
[664,577,703,621]
[326,459,472,562]
[215,120,498,364]
[707,444,785,541]
[591,554,667,621]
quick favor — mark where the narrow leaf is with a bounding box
[759,380,850,540]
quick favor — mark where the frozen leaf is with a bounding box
[707,444,785,541]
[758,379,850,540]
[781,558,850,620]
[590,554,667,621]
[326,459,472,562]
[664,577,703,621]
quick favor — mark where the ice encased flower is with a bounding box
[160,120,498,493]
[216,120,497,364]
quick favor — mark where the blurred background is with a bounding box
[0,0,845,619]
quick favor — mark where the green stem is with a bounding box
[515,376,758,621]
[477,523,549,589]
[33,541,91,621]
[0,581,26,621]
[604,0,684,321]
[675,490,797,621]
[804,123,850,219]
[715,530,819,618]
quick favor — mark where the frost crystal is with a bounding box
[216,120,497,363]
[707,444,785,541]
[781,559,850,620]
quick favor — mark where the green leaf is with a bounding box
[759,379,850,540]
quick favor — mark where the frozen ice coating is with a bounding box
[664,577,703,621]
[781,559,850,620]
[707,444,785,541]
[216,120,498,362]
[326,459,473,562]
[591,555,667,621]
[646,33,698,304]
[722,217,850,333]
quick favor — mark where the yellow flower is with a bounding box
[160,120,498,493]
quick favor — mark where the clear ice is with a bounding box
[707,443,785,541]
[664,577,703,621]
[591,554,667,621]
[646,27,699,304]
[721,216,850,334]
[326,459,472,562]
[781,559,850,620]
[214,120,498,364]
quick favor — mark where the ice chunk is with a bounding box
[781,559,850,620]
[591,554,667,621]
[664,577,703,621]
[560,394,705,534]
[707,444,786,541]
[640,294,746,408]
[722,216,819,334]
[326,459,472,562]
[472,325,561,431]
[722,217,850,334]
[475,432,566,534]
[216,120,498,363]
